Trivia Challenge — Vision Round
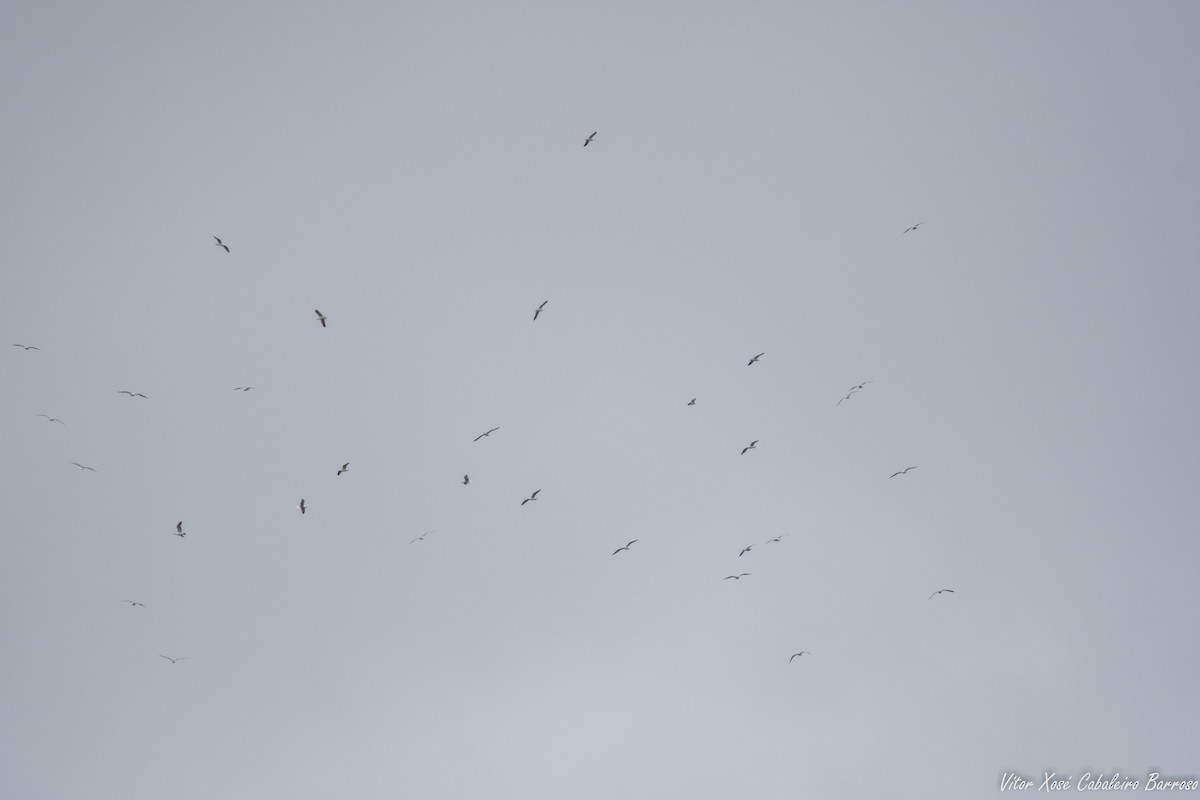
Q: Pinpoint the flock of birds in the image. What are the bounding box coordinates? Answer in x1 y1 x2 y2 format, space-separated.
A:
12 130 954 669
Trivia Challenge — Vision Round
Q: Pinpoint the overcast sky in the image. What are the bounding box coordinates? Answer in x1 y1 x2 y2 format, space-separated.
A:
2 2 1198 798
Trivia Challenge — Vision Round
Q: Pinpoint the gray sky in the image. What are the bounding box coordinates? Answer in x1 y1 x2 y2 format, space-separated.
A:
3 2 1198 797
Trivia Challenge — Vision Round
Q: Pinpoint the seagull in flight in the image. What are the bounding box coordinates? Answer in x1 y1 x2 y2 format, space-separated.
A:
11 343 40 350
121 600 145 607
521 489 541 506
69 462 97 471
738 545 754 557
118 391 148 398
232 386 255 392
687 398 697 406
611 539 638 555
583 131 597 147
929 588 955 599
159 655 188 664
38 414 65 425
213 236 230 252
474 427 500 442
409 530 435 544
836 390 860 406
723 573 751 580
298 499 306 514
315 309 327 328
902 221 926 234
533 300 548 321
741 440 758 455
337 462 350 476
789 652 812 662
463 474 470 485
747 353 764 366
764 535 787 544
889 466 919 478
174 521 187 538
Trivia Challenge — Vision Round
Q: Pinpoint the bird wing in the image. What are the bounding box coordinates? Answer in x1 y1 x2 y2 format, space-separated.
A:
531 490 540 499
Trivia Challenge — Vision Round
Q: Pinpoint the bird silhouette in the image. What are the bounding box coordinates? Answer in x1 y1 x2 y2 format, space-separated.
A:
902 221 925 234
463 475 470 485
69 462 97 472
687 398 697 406
741 440 758 455
409 530 435 544
121 600 145 607
929 588 955 599
764 535 786 544
889 466 919 478
315 309 327 328
521 489 541 506
583 131 597 146
117 391 148 398
789 652 812 662
159 655 187 664
298 499 306 514
337 462 350 476
738 545 754 557
232 386 255 392
533 300 548 321
474 427 500 442
37 414 65 425
748 353 764 366
611 539 638 555
723 573 751 580
213 236 230 252
11 344 40 350
175 521 186 538
836 390 860 406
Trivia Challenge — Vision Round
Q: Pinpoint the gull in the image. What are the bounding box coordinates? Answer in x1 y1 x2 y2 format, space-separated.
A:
836 390 860 406
174 521 186 538
315 309 327 328
409 530 435 544
118 391 148 398
687 398 696 406
929 588 955 599
463 475 470 485
741 440 758 455
848 380 873 392
764 535 786 544
611 539 638 555
38 414 65 425
789 652 812 662
521 489 541 506
583 131 597 147
747 353 764 366
232 386 255 392
121 600 145 607
723 573 751 580
213 236 230 252
738 545 754 557
69 462 97 471
337 462 350 476
298 499 306 514
159 655 188 664
889 466 918 478
902 221 925 234
12 344 40 350
533 300 548 321
474 427 500 442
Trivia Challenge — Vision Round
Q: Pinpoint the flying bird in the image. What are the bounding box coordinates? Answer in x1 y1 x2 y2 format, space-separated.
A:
174 521 186 538
337 462 350 476
583 131 597 146
159 655 188 664
765 535 787 544
738 545 754 557
298 499 306 514
11 344 40 350
611 539 638 555
741 440 758 455
69 462 96 471
474 427 500 442
533 300 548 321
315 309 327 328
521 489 541 506
836 390 860 406
848 380 873 391
121 600 145 607
213 236 230 252
789 652 812 662
929 588 955 599
463 475 470 485
409 530 435 544
747 353 764 366
889 466 919 478
232 386 255 392
723 573 751 580
117 391 148 398
37 414 65 425
902 221 926 234
687 398 697 406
